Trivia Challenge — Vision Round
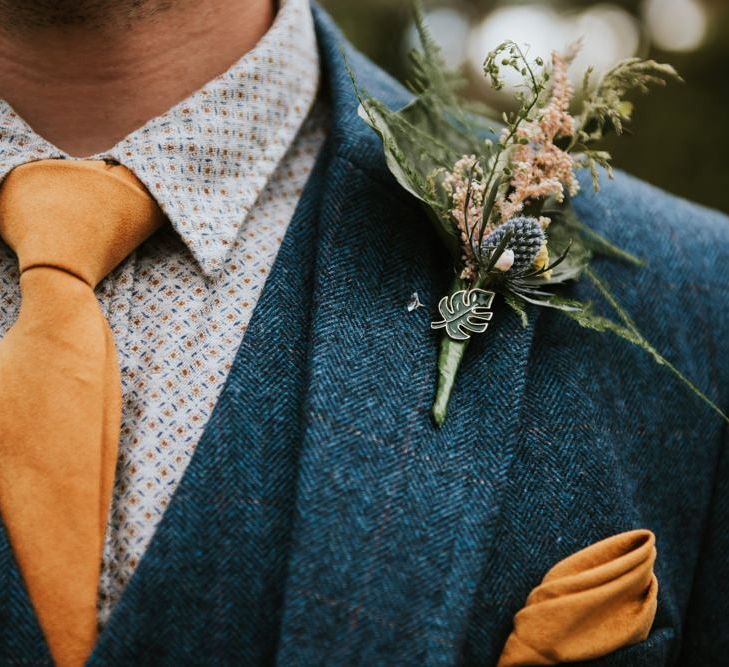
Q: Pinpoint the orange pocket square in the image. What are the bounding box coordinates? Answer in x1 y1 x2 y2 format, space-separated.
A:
497 529 658 666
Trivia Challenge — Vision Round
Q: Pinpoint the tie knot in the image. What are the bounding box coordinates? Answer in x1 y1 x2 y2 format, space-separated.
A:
0 159 165 287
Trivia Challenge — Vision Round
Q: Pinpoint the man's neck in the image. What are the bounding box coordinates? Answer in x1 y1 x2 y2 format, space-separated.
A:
0 0 275 156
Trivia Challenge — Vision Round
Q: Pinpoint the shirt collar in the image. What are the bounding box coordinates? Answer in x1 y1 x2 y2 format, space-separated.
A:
0 0 320 277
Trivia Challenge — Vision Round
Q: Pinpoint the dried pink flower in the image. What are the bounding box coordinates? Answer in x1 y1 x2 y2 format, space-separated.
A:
499 47 581 221
443 155 486 281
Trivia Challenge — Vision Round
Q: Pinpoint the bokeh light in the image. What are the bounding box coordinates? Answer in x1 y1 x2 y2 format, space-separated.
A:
642 0 708 52
404 6 471 69
571 5 641 75
467 5 568 89
466 3 641 93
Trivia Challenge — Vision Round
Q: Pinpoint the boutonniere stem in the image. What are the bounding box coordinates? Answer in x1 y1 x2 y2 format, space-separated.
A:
431 279 471 426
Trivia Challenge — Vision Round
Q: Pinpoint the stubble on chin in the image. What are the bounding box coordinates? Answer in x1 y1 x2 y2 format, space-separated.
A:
0 0 177 30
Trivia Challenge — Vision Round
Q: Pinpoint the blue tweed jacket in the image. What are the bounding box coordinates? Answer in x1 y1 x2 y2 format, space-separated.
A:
1 6 728 666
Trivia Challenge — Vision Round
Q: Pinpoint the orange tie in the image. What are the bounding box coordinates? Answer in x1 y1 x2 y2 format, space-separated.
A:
0 160 164 667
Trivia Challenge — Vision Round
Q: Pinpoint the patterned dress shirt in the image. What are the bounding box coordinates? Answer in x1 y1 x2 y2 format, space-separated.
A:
0 0 325 624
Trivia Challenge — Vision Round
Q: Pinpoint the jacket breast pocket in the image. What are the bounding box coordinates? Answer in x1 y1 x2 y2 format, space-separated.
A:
570 627 676 666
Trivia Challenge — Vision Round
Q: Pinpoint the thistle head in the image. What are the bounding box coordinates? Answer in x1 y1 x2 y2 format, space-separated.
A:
480 216 546 275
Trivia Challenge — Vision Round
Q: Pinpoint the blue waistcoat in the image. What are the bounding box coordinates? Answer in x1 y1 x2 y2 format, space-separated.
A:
1 5 728 666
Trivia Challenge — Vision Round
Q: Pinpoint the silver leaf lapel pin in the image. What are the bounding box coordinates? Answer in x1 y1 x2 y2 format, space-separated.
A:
431 288 495 341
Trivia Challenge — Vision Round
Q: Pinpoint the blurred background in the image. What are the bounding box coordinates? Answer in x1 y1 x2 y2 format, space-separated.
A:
320 0 729 214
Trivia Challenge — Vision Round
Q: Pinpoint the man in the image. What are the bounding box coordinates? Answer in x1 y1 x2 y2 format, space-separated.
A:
0 0 726 665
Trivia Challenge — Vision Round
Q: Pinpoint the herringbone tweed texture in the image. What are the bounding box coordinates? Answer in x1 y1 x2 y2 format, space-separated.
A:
1 4 728 666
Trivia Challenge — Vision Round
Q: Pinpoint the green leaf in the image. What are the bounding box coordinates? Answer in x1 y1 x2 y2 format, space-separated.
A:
503 292 529 328
508 289 584 311
577 58 682 141
356 102 433 203
346 5 501 268
566 269 729 424
545 203 644 267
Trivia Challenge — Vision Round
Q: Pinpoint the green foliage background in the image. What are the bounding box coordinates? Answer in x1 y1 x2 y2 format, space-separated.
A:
320 0 729 215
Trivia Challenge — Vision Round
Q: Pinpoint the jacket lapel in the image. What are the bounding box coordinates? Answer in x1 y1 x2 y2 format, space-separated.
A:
85 138 330 663
0 519 52 664
275 9 542 665
457 210 705 665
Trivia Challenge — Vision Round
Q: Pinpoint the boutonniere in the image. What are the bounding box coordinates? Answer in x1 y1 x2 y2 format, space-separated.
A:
351 4 727 427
